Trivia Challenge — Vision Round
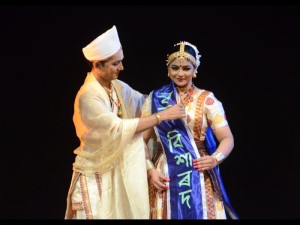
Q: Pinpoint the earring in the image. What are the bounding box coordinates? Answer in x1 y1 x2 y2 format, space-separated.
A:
193 73 197 78
167 73 170 77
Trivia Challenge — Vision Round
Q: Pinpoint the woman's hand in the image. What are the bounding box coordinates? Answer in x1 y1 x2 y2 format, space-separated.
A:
193 155 218 171
148 168 170 198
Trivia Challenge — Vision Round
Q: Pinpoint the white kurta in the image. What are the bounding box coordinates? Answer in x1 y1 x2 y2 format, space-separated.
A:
65 72 149 219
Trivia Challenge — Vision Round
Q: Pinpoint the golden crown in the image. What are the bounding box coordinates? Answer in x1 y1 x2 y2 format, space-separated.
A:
166 42 197 67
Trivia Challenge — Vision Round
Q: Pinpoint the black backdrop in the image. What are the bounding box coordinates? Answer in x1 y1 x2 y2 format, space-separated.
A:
1 5 300 219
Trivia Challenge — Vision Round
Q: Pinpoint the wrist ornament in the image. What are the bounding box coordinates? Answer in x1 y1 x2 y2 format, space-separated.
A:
154 113 161 125
212 151 226 165
146 159 155 172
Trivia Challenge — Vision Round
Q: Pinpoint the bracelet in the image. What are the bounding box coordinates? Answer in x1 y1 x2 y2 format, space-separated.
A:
154 113 161 125
212 151 226 165
146 159 155 172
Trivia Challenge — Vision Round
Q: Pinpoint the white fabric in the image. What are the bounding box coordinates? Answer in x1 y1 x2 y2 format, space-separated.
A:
82 25 122 61
65 72 149 219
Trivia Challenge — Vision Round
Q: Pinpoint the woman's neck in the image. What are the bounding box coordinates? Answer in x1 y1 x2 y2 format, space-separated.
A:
176 82 194 94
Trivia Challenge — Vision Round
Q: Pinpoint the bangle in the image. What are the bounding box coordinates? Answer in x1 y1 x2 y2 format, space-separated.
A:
212 151 226 165
146 159 155 172
154 113 161 125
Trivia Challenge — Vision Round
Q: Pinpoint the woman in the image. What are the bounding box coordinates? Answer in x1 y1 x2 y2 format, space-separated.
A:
142 41 238 219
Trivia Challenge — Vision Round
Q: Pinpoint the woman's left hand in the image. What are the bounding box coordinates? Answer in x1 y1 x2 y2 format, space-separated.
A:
193 156 218 171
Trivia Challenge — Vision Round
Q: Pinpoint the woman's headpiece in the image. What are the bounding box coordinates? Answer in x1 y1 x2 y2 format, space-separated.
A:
166 41 201 73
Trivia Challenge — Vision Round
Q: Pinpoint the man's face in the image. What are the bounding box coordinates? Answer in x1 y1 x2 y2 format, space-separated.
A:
98 48 124 81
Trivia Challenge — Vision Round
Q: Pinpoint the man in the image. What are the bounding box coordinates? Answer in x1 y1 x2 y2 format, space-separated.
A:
65 25 186 219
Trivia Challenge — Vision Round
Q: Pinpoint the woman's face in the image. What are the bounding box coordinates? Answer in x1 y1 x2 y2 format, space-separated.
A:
168 58 195 88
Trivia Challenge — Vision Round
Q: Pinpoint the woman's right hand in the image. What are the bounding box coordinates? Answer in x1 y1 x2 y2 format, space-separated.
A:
148 168 170 198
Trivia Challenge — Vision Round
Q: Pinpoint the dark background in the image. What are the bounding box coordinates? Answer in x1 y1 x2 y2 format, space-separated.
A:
1 5 299 219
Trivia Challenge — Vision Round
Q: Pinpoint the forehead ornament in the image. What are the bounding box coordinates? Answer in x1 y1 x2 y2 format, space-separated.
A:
166 42 196 67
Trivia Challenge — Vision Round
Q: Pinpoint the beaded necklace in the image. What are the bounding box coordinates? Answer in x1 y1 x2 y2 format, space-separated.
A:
177 83 195 107
176 83 195 124
106 84 123 118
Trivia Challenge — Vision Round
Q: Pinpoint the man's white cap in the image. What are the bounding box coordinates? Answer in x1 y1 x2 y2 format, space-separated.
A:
82 25 122 61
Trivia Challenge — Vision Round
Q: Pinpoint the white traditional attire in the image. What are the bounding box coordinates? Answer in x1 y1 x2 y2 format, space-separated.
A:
65 25 149 219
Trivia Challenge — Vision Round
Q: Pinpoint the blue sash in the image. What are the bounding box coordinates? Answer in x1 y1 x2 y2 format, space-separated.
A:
205 127 239 219
152 81 204 219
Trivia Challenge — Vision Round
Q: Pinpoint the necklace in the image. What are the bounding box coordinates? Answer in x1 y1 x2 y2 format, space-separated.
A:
105 84 123 118
176 83 195 107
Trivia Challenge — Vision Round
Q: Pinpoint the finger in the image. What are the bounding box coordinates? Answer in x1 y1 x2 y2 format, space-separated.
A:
153 182 163 190
194 161 207 171
197 164 206 171
193 160 200 169
159 175 170 182
192 158 199 163
153 180 168 190
158 181 169 190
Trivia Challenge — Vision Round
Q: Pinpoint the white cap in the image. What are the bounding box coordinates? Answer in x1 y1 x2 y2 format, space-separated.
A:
82 25 122 61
